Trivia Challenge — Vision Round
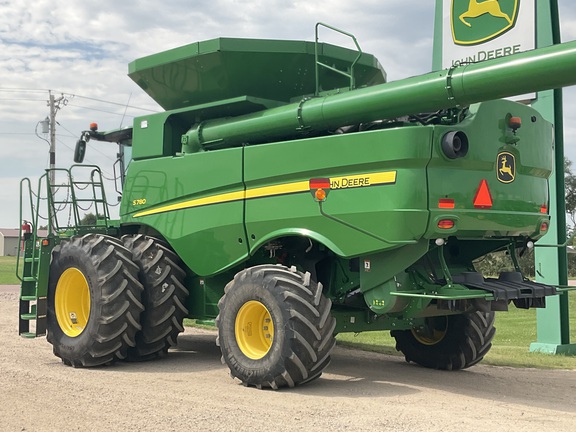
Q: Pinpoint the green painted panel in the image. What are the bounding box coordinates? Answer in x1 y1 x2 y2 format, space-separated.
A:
426 100 552 239
120 148 248 276
128 38 385 110
243 127 433 257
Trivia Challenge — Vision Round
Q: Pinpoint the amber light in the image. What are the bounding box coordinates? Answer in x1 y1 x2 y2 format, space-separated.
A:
438 219 455 229
438 198 455 209
540 221 549 232
315 188 327 201
89 122 98 131
309 178 331 202
508 116 522 129
42 239 49 246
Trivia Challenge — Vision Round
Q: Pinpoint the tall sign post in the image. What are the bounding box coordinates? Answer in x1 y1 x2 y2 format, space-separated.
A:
433 0 575 355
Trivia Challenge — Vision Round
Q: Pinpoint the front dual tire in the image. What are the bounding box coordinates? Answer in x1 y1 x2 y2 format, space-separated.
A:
47 233 189 367
47 234 144 367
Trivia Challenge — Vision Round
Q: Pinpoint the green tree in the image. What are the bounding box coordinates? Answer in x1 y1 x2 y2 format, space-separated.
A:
565 157 576 239
80 213 97 225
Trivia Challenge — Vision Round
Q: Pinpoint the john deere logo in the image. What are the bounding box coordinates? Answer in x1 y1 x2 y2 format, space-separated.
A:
452 0 519 46
497 151 515 183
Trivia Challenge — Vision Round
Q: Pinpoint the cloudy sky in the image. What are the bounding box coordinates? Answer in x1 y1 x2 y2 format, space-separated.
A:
1 0 576 229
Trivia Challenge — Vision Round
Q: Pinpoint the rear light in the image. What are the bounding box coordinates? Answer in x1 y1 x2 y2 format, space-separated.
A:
438 219 455 229
540 204 548 214
540 221 549 232
438 198 455 209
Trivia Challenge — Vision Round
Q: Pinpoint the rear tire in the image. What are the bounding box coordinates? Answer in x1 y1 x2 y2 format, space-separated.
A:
122 234 189 361
391 311 496 370
216 265 336 389
47 234 144 367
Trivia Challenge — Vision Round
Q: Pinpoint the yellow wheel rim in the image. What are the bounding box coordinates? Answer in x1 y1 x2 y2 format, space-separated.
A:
55 268 91 337
411 317 448 346
235 300 274 359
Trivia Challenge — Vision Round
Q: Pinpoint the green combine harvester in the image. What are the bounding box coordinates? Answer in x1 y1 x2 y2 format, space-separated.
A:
17 24 576 389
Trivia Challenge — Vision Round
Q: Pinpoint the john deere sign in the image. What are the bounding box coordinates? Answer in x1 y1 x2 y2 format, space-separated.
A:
452 0 518 45
441 0 534 70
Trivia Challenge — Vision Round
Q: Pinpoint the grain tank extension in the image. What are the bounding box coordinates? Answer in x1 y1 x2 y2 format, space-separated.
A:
18 26 576 389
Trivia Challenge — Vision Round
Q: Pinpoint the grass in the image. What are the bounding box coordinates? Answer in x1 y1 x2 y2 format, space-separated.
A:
336 291 576 370
0 256 21 285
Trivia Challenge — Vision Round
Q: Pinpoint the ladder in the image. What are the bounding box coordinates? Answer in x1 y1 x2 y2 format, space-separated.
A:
17 234 53 338
17 165 111 338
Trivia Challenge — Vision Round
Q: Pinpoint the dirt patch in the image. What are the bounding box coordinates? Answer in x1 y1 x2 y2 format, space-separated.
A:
1 287 575 431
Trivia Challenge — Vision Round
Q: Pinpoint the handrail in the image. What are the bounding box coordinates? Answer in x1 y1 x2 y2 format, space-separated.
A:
16 178 34 282
314 22 363 96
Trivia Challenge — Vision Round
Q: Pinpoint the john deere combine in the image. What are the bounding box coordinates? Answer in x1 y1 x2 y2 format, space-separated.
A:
18 24 576 388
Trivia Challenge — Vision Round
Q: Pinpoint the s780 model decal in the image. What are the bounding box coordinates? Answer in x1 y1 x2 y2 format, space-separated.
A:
133 170 397 218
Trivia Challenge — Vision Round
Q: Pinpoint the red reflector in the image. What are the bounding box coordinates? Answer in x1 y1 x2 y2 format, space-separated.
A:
438 219 455 229
540 221 549 232
438 198 455 209
473 179 493 209
309 178 331 190
540 205 548 214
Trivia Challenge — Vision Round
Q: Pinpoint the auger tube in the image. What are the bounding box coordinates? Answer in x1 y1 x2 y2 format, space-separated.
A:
182 40 576 150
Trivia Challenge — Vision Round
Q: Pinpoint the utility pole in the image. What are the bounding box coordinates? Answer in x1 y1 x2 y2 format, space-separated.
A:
47 90 66 230
48 91 66 188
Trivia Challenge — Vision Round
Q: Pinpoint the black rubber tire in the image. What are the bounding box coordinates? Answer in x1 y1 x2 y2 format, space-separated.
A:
391 311 496 370
122 234 189 361
216 264 336 389
47 234 144 367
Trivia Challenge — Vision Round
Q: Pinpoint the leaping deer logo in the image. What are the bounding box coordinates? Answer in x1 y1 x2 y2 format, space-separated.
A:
460 0 513 28
497 152 515 183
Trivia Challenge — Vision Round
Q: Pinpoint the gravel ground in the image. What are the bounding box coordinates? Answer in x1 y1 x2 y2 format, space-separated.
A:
1 286 575 432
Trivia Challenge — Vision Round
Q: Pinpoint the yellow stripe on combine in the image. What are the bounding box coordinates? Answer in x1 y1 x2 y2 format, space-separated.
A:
245 180 310 199
133 190 245 218
133 170 396 218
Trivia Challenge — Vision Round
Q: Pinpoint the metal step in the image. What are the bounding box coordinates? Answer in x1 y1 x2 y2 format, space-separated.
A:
18 237 49 338
452 271 556 309
20 332 37 339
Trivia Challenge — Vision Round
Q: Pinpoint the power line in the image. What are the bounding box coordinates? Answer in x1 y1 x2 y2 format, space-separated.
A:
0 98 47 102
71 93 159 113
55 123 117 163
0 87 159 114
0 88 49 94
66 102 137 117
55 137 116 176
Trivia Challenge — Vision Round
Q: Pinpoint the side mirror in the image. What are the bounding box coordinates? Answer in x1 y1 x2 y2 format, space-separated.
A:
74 139 87 163
74 132 90 163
